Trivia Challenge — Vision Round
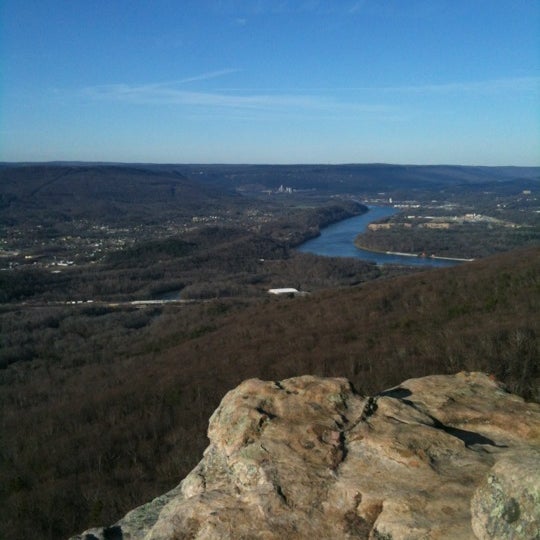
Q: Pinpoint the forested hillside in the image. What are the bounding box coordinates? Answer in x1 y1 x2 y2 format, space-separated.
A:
1 246 538 540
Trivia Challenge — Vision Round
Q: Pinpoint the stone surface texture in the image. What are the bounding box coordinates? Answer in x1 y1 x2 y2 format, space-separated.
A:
72 372 540 540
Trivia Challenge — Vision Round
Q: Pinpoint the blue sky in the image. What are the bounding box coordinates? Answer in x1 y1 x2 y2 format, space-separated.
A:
1 0 539 165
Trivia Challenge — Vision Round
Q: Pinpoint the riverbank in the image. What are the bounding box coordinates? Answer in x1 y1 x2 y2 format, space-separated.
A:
287 202 369 248
353 240 475 263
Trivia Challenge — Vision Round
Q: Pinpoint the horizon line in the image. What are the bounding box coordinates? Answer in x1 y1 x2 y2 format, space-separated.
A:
1 160 539 168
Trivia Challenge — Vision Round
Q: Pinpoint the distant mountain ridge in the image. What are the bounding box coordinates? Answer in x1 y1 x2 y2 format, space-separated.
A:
0 164 240 225
143 163 540 192
2 162 539 187
2 163 538 225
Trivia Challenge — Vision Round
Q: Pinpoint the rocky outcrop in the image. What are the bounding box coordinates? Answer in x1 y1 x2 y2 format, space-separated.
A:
73 372 540 540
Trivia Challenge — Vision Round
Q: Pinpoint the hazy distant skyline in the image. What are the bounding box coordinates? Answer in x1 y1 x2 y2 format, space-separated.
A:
1 0 539 165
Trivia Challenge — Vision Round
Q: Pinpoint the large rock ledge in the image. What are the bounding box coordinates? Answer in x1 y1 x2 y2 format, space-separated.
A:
72 372 540 540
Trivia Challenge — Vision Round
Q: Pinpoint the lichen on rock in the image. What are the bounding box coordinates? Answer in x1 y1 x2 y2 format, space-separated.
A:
471 450 540 539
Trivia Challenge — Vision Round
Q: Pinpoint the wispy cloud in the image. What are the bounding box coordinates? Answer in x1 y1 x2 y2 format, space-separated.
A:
85 83 317 109
175 68 242 85
205 0 374 16
348 1 367 14
213 77 540 96
379 76 540 95
82 79 393 116
82 75 536 118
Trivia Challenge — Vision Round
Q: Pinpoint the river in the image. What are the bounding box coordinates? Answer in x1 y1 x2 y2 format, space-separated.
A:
297 206 461 267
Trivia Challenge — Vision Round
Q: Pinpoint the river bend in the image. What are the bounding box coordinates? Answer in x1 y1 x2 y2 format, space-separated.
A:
297 206 460 268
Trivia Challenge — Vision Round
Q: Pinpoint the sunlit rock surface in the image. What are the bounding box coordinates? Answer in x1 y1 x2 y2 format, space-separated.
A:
72 372 540 540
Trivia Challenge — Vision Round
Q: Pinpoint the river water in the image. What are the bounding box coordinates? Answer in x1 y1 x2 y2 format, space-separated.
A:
297 206 460 267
